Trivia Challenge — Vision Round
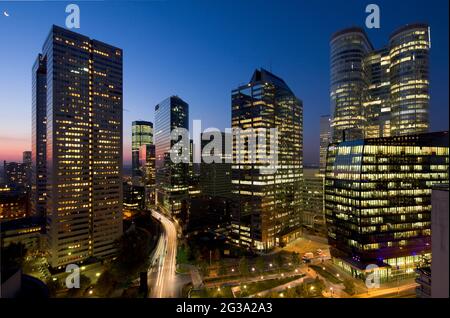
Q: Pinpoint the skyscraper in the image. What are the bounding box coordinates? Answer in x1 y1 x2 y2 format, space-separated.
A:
330 24 430 142
37 25 123 268
154 96 189 218
364 47 391 138
231 69 303 250
330 28 372 143
319 115 331 173
324 131 449 282
200 132 232 198
31 53 47 217
139 143 156 206
23 151 32 166
302 167 326 236
389 24 430 136
3 161 29 189
132 121 153 178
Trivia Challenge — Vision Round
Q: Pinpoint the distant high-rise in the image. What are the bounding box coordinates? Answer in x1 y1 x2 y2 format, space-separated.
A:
324 131 449 282
23 151 32 165
319 115 331 173
330 24 430 142
4 161 29 189
231 69 303 250
132 121 153 178
139 143 156 206
302 168 325 236
200 132 232 198
31 54 47 218
37 25 123 268
154 96 189 218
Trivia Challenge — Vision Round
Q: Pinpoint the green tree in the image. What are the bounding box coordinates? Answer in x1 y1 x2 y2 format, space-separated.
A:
291 252 300 266
314 276 326 295
255 257 265 273
116 227 151 269
218 259 227 276
239 257 249 277
343 279 356 295
275 253 284 269
296 283 309 297
198 261 209 276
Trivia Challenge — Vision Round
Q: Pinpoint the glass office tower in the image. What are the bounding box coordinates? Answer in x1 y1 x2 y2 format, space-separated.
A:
319 115 331 174
132 121 153 178
324 131 449 282
231 69 303 250
39 25 123 268
330 28 373 143
389 24 430 136
364 47 391 138
139 143 156 206
154 96 189 218
330 24 430 142
31 54 47 217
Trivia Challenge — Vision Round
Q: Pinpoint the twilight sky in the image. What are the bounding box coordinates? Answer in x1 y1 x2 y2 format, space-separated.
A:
0 0 448 165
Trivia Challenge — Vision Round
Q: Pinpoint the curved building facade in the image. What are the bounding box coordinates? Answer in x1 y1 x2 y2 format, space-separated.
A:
330 28 373 143
389 24 430 136
330 24 431 141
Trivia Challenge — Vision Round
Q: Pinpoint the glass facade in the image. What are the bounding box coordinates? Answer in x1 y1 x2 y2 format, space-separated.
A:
40 26 123 268
132 120 153 178
390 25 430 136
330 24 431 142
154 96 189 218
231 69 303 251
364 47 391 138
319 115 331 174
200 132 232 198
324 131 449 282
139 143 156 206
330 28 372 143
302 168 326 236
31 54 47 217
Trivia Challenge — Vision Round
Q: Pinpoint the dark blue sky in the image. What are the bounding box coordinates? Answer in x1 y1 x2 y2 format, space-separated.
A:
0 0 448 164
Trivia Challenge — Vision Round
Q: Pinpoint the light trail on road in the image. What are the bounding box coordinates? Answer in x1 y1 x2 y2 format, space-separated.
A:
149 209 178 298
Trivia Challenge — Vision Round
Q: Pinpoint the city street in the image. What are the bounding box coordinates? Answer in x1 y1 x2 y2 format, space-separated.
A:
148 209 179 298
